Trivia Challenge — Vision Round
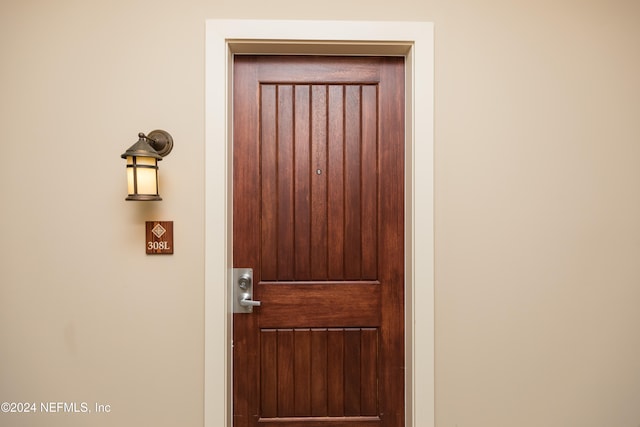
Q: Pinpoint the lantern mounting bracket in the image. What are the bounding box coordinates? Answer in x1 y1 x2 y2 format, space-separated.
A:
145 130 173 158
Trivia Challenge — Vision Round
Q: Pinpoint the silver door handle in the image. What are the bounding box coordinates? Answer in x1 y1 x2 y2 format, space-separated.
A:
239 292 261 307
233 268 260 313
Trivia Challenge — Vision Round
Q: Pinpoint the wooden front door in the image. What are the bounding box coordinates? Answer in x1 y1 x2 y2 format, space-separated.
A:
233 55 404 427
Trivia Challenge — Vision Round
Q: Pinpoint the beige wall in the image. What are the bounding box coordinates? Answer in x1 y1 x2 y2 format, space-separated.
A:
1 1 639 427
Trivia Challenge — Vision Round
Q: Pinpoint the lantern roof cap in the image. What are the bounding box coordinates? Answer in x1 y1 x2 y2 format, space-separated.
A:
121 133 163 160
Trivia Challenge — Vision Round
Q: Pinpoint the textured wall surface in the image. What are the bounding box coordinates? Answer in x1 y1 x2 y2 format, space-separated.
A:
1 1 639 426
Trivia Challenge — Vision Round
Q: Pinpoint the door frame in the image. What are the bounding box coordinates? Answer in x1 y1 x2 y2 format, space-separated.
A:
204 19 434 427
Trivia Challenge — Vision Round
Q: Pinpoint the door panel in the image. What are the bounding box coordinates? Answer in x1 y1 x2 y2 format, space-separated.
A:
260 327 378 418
260 82 378 281
233 56 404 427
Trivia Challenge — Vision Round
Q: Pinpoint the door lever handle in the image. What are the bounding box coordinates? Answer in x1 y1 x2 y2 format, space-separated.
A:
239 292 261 307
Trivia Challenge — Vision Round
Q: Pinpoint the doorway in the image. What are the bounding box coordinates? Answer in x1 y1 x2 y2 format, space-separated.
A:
204 20 434 427
233 55 405 426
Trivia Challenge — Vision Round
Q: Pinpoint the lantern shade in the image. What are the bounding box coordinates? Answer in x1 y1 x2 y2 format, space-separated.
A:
125 156 161 200
121 133 165 201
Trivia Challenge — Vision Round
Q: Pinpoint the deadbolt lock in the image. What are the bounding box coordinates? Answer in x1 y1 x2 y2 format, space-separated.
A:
238 273 251 290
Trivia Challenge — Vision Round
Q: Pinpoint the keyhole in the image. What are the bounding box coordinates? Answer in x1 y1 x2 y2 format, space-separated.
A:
238 274 251 290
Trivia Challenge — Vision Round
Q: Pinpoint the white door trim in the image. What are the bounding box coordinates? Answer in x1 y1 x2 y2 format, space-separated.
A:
204 19 434 427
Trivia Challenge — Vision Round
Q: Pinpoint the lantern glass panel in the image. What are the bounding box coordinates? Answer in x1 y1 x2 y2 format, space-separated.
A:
126 156 159 196
136 157 158 195
126 156 135 195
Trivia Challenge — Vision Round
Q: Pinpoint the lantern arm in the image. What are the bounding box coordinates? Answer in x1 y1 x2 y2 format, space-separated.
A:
145 130 173 158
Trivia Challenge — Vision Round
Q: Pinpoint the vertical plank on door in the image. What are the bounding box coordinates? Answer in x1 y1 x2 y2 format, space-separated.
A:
310 85 328 279
260 329 278 418
344 85 362 279
360 328 379 415
310 328 328 416
361 85 378 279
344 328 362 415
294 85 311 280
277 85 295 280
260 85 278 280
327 85 345 280
327 328 345 416
294 329 312 415
277 329 295 416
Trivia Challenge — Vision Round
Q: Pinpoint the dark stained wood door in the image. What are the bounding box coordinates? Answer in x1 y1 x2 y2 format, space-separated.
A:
233 55 404 427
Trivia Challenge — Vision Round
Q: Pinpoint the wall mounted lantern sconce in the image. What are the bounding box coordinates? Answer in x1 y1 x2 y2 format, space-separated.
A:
121 130 173 201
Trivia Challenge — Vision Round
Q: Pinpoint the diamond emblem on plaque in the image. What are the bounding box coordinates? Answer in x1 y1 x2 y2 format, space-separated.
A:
152 223 167 238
